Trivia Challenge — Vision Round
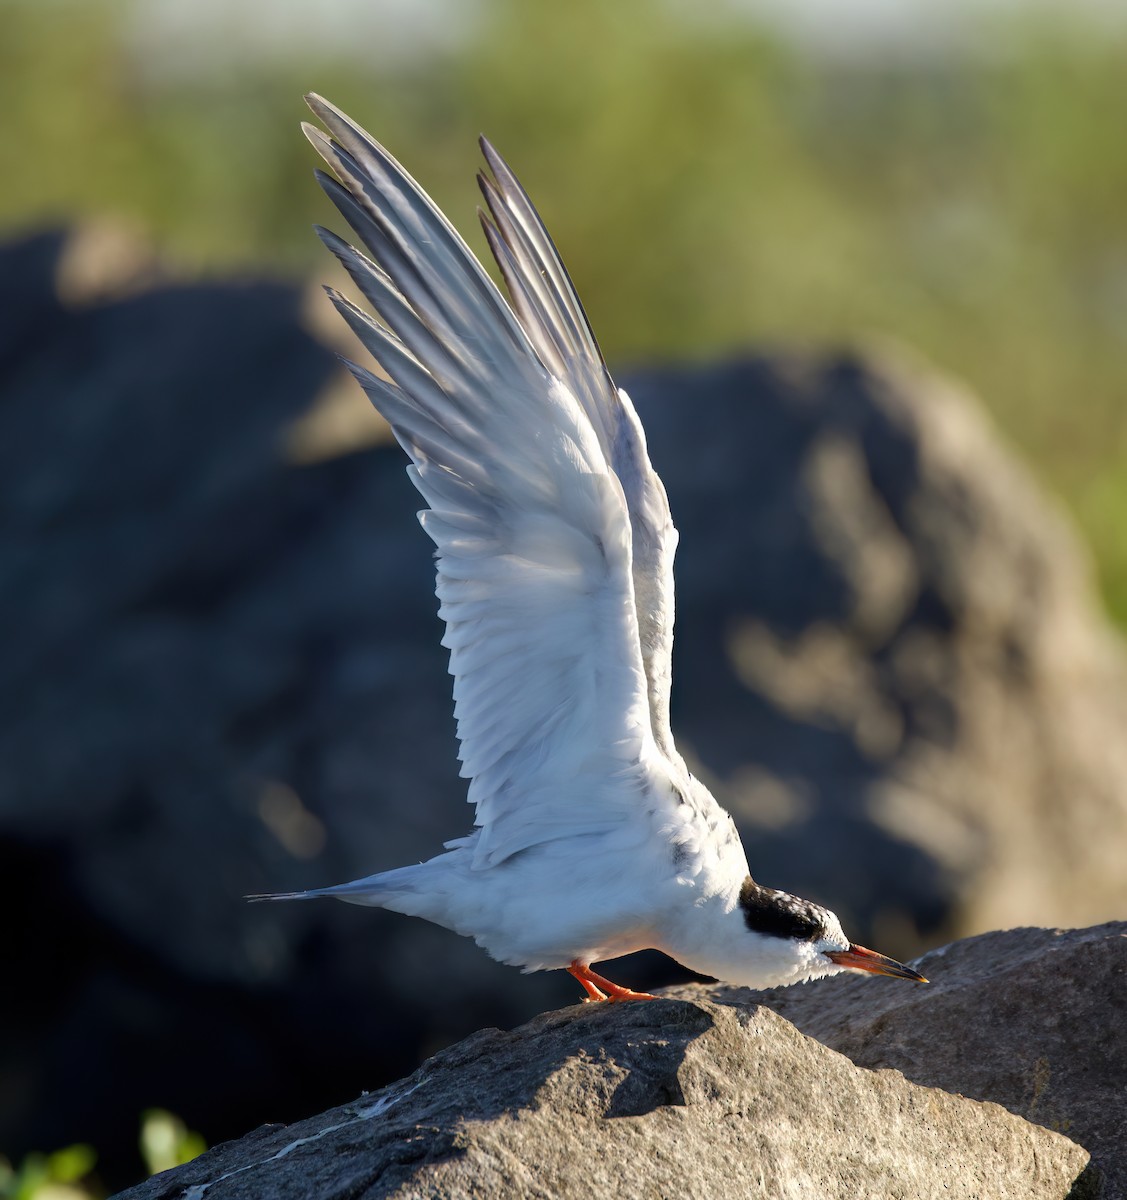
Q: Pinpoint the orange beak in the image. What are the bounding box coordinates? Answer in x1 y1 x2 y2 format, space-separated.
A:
825 943 928 983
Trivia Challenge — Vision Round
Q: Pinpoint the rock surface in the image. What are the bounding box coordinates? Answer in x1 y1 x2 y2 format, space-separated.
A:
113 995 1091 1200
4 228 1127 1185
689 921 1127 1199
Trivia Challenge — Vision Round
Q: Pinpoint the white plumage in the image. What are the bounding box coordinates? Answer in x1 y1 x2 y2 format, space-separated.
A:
250 95 926 1001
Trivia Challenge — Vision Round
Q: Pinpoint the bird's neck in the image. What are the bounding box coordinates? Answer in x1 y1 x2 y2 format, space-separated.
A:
656 877 835 990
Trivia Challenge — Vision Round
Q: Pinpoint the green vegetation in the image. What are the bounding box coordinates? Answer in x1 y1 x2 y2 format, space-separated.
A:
0 1143 97 1200
2 0 1125 621
138 1110 206 1177
0 1110 204 1200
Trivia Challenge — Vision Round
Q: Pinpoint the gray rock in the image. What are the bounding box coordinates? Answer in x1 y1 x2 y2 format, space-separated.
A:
112 996 1090 1200
682 921 1126 1199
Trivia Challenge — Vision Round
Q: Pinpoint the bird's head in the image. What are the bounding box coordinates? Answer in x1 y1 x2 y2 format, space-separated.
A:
732 877 927 988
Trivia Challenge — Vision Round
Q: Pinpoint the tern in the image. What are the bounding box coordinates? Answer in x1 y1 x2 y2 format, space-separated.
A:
250 95 927 1002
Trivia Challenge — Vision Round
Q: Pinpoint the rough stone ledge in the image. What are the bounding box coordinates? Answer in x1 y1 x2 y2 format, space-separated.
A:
113 927 1106 1199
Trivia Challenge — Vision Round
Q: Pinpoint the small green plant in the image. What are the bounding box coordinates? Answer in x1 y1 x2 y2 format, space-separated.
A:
0 1110 205 1199
0 1143 97 1200
138 1110 206 1177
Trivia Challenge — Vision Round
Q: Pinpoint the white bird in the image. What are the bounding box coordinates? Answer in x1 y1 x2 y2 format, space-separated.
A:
250 94 926 1003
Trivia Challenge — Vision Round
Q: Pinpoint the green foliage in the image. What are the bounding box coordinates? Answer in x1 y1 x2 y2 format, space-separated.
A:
138 1110 206 1178
0 1109 205 1199
2 0 1125 621
0 1144 97 1200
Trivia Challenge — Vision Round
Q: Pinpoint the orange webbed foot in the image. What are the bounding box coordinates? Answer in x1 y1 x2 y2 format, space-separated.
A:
568 960 656 1003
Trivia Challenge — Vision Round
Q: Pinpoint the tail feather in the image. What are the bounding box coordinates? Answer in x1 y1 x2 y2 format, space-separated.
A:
245 863 436 910
246 889 314 902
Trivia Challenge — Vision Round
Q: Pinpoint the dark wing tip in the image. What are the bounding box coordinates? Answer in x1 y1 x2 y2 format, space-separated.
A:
312 223 347 254
302 121 334 157
304 93 336 122
476 169 504 215
477 136 510 184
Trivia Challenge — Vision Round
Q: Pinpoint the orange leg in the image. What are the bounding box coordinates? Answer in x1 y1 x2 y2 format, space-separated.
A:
567 964 609 1002
568 960 656 1003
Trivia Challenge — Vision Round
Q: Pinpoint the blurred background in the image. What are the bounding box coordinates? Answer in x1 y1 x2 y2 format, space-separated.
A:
2 0 1126 1194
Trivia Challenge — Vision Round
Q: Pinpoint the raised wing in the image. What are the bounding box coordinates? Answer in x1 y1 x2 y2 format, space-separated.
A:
303 95 669 868
476 140 681 763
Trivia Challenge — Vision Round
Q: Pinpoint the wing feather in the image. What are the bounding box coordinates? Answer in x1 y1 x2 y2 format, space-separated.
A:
477 139 681 760
306 96 664 868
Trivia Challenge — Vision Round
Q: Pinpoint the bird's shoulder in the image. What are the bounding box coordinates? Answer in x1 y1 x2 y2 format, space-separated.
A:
646 762 750 889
